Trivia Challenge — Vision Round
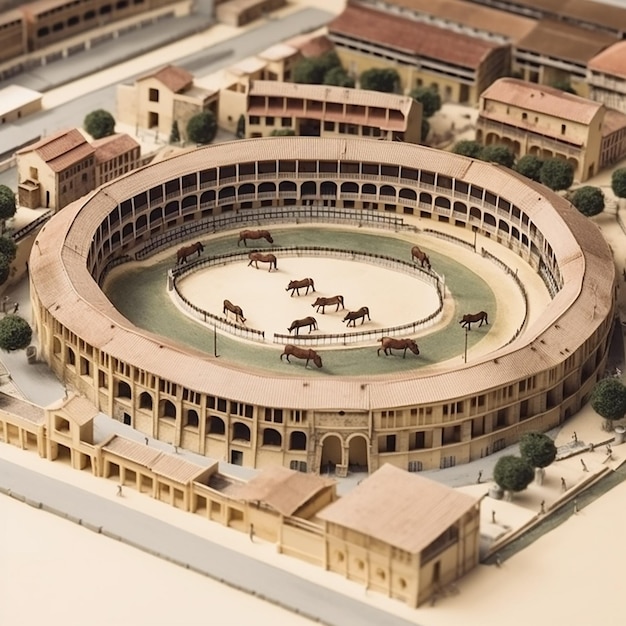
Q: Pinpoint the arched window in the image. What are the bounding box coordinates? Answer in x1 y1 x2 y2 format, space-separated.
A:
117 381 131 399
289 431 307 451
233 422 250 442
139 392 153 410
262 428 282 447
208 415 225 435
186 409 199 428
160 399 176 419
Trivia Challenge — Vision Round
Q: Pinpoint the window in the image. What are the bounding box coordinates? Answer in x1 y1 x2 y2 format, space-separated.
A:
281 117 292 127
249 115 260 124
561 124 566 135
522 112 527 121
265 116 275 125
148 88 159 102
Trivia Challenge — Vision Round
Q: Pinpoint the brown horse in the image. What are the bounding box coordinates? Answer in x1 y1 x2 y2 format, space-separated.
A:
223 299 246 324
343 306 370 327
411 245 431 270
288 316 318 335
238 229 274 247
176 241 204 265
459 311 489 330
286 278 315 296
377 337 420 358
247 252 277 271
312 295 344 313
280 344 323 368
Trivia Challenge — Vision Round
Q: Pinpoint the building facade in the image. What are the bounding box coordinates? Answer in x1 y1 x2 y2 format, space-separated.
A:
28 137 616 478
116 65 219 142
92 133 141 187
588 41 626 115
476 78 612 182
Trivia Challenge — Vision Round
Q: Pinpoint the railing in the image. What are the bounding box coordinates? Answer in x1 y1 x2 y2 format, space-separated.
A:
135 206 415 261
423 228 476 252
97 254 133 287
171 247 445 346
11 210 52 242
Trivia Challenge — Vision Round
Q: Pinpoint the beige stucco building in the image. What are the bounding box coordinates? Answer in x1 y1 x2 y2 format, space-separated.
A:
588 42 626 115
476 78 607 182
116 65 219 142
0 84 42 126
28 136 615 479
16 128 95 212
238 80 422 143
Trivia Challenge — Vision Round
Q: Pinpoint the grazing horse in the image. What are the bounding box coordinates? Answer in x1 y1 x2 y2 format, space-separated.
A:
287 316 318 335
343 306 370 327
176 242 204 265
280 344 323 368
411 245 431 270
459 311 489 330
286 278 315 296
312 295 344 313
378 337 420 358
247 252 277 272
223 299 246 324
238 229 274 247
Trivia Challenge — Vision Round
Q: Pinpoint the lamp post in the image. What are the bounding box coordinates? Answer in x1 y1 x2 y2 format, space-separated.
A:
463 326 469 363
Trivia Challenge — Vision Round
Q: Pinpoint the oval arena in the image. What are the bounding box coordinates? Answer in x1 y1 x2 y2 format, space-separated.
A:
29 137 616 476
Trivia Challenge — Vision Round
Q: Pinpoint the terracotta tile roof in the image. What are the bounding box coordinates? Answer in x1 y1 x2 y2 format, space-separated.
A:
365 0 537 42
480 78 602 125
588 41 626 79
515 19 617 65
328 4 502 70
0 8 22 24
232 466 335 517
285 33 335 58
602 109 626 136
92 133 139 164
138 65 193 93
318 464 478 554
47 394 98 425
16 128 95 173
151 454 209 483
103 436 163 466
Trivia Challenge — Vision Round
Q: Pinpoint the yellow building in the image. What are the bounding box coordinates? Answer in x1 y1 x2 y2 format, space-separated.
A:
319 464 480 607
116 65 218 142
327 3 510 104
16 128 95 212
245 80 422 143
0 84 42 126
476 78 606 182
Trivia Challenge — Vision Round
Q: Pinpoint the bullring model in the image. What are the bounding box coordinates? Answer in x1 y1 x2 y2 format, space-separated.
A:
29 137 616 476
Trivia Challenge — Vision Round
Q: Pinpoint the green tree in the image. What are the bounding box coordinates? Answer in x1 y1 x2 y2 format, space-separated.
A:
539 158 574 191
519 432 557 469
186 111 217 145
452 140 482 158
0 236 17 262
323 66 355 88
478 145 516 168
236 114 246 139
83 109 115 139
293 51 341 85
570 186 605 217
0 185 17 225
270 128 296 136
514 155 544 182
550 79 577 94
409 87 442 118
359 68 399 93
0 314 32 351
493 455 535 494
611 168 626 200
169 120 180 144
590 378 626 428
0 254 10 285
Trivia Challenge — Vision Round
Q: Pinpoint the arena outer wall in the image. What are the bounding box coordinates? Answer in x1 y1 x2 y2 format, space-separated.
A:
29 137 616 476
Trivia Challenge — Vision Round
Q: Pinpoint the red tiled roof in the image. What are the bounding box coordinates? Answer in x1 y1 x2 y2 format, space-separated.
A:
138 65 193 93
16 128 95 173
92 133 139 163
588 41 626 79
328 4 502 70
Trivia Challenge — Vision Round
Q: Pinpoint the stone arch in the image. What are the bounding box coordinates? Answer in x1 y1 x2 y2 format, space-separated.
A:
453 201 467 215
301 181 317 197
122 223 134 239
164 201 179 219
498 220 509 234
259 182 276 194
279 181 297 193
362 183 377 196
347 434 368 472
135 214 147 231
208 415 225 435
117 380 131 399
380 185 396 198
419 192 432 205
149 207 162 226
320 181 337 197
340 182 358 194
470 206 481 220
399 188 416 201
186 409 199 428
218 186 236 200
434 196 450 210
200 189 215 205
139 391 153 410
484 212 496 228
181 195 197 212
320 433 343 473
159 399 176 419
239 183 255 198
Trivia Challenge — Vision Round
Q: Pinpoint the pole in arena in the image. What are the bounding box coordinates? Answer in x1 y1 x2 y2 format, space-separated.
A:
213 324 219 358
463 326 469 363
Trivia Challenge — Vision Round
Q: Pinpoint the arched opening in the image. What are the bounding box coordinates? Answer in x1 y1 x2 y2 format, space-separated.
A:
66 347 76 367
320 434 342 473
262 428 282 447
498 220 509 234
258 182 276 194
53 337 62 355
380 185 396 198
320 181 337 196
301 181 316 197
200 190 215 205
362 183 376 196
469 206 481 220
453 201 467 215
279 181 297 192
419 192 432 205
232 422 251 442
289 431 307 451
122 223 134 239
218 186 236 200
340 182 358 194
139 392 153 410
186 409 199 428
484 213 496 228
117 380 131 399
208 415 225 435
434 196 450 210
399 188 416 201
181 195 197 213
348 435 368 472
160 399 176 420
164 201 179 219
149 207 162 226
135 214 147 231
